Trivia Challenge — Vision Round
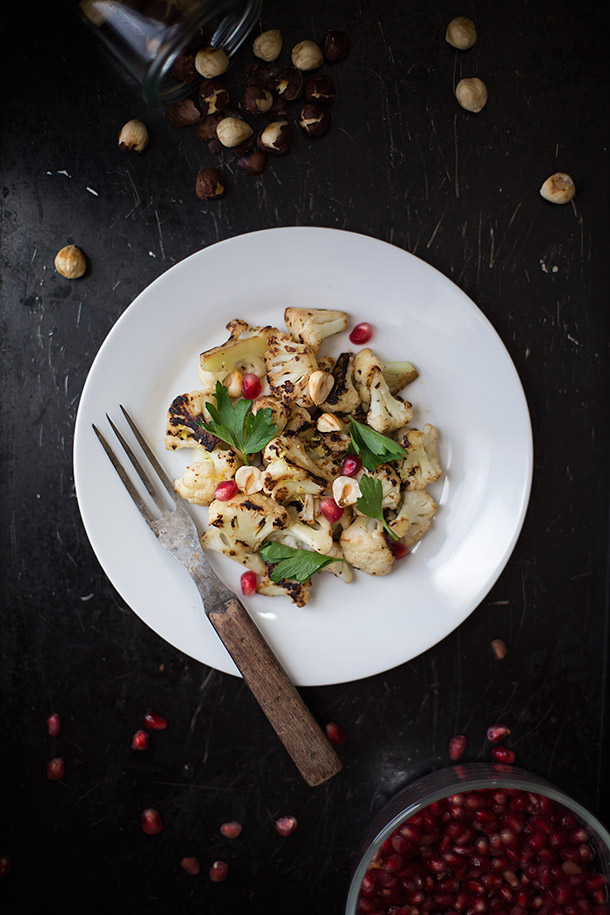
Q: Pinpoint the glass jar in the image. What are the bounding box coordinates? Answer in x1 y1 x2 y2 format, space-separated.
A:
75 0 263 106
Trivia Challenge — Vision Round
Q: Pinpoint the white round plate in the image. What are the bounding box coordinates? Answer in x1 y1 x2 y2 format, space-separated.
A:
73 227 532 686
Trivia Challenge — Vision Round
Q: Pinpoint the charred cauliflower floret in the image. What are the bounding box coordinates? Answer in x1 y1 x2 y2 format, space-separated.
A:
199 320 274 391
388 489 438 544
166 391 218 451
250 396 290 435
202 492 290 562
380 360 419 394
264 330 318 406
262 459 326 502
352 347 380 409
360 464 402 510
397 423 441 490
319 352 360 414
257 573 312 607
283 307 348 353
340 516 395 576
263 435 331 483
367 367 413 433
174 448 242 505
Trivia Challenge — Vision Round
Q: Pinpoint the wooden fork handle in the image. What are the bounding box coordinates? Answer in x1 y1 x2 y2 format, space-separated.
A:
206 597 342 787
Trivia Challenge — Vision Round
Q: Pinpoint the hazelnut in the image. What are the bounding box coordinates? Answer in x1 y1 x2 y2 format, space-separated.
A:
241 83 273 116
252 29 282 62
268 67 303 101
332 475 361 508
299 103 331 137
226 369 243 397
539 172 576 204
216 116 253 148
316 413 343 433
445 17 477 50
118 119 149 153
304 75 336 107
236 148 267 176
320 30 351 63
166 98 201 127
257 120 293 155
266 97 288 120
235 465 264 495
291 39 323 72
198 79 230 116
54 245 87 279
195 46 229 79
308 370 335 405
195 167 225 200
455 77 487 113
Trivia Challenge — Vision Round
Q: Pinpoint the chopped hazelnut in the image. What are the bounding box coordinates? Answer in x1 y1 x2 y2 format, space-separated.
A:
320 30 351 63
235 465 264 495
268 67 303 101
455 77 487 113
317 413 343 433
332 475 362 508
198 79 230 116
195 167 225 200
257 120 293 155
166 98 201 127
226 369 243 397
241 83 273 116
216 116 253 148
118 119 149 153
195 46 229 79
299 103 331 137
252 29 282 62
308 370 335 405
291 40 323 72
304 75 336 107
54 245 87 279
539 172 576 204
445 17 477 50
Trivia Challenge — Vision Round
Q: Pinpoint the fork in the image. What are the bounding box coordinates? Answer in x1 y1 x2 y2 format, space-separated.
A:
92 406 342 787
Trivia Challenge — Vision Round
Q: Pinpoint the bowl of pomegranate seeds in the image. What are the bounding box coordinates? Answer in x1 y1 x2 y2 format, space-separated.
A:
345 763 610 915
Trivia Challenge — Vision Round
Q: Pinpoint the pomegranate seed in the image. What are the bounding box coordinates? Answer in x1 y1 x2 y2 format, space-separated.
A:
46 757 65 780
390 540 409 559
319 497 344 523
349 322 373 345
487 724 511 744
143 711 167 730
141 808 162 835
275 816 298 836
586 875 609 892
241 373 261 399
47 713 61 737
209 860 228 882
180 856 200 875
220 821 243 839
131 729 149 750
240 570 257 596
214 480 238 501
325 721 347 744
449 735 467 761
491 746 515 764
0 855 11 878
341 454 363 477
491 639 508 659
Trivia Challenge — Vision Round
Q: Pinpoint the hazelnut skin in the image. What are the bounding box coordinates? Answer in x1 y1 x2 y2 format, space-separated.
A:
241 83 273 116
291 39 323 71
195 46 229 79
266 97 288 120
195 167 225 200
171 50 198 83
268 66 303 101
166 98 201 127
539 172 576 204
54 245 87 279
445 17 477 50
198 79 230 115
320 30 351 62
118 119 149 153
455 77 487 112
303 74 336 107
257 120 293 155
252 29 282 62
299 103 331 137
193 114 221 142
216 116 253 148
236 148 268 176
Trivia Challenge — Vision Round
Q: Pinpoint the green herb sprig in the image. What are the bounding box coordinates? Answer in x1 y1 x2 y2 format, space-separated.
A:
356 474 399 540
198 381 278 464
260 542 341 583
348 418 408 472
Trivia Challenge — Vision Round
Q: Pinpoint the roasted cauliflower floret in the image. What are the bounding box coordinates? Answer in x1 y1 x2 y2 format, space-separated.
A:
250 396 290 435
380 360 418 394
340 516 395 576
319 541 353 583
263 435 330 483
352 347 380 409
319 352 360 414
283 307 348 353
284 405 314 436
360 464 402 510
388 489 438 544
397 423 441 490
262 459 326 502
367 367 413 433
203 492 290 557
199 320 274 390
174 448 242 506
264 330 318 406
256 573 312 607
165 391 218 451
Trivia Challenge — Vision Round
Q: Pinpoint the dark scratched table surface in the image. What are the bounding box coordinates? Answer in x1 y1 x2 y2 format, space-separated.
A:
1 0 609 912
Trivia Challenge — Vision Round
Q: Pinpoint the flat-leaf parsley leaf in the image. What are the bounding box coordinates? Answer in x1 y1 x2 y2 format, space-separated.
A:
198 381 278 464
356 474 399 540
348 418 408 471
260 542 341 583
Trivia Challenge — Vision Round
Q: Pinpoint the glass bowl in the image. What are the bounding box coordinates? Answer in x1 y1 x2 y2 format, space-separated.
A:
345 763 610 915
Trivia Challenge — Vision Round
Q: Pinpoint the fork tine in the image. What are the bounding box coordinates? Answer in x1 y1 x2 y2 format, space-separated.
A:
104 413 168 514
119 405 178 501
92 423 156 526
